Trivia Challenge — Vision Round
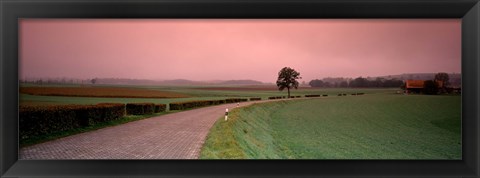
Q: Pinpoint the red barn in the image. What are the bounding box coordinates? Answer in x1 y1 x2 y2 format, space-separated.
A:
404 80 444 94
405 80 425 93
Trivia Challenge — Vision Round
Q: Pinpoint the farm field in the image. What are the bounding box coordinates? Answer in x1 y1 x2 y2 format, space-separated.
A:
21 84 461 159
20 84 399 106
159 86 396 98
200 93 461 159
20 86 189 98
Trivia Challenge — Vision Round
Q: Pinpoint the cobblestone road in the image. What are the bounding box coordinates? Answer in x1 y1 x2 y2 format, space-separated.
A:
19 100 272 159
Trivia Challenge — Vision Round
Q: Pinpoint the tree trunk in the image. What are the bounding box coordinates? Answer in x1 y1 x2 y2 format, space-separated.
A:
287 87 290 98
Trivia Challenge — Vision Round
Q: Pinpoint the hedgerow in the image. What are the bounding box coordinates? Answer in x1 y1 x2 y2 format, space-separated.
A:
225 98 248 103
155 104 167 113
126 103 155 115
19 103 125 140
170 100 226 110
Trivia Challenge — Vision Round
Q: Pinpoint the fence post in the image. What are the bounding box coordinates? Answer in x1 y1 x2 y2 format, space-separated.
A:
225 108 229 121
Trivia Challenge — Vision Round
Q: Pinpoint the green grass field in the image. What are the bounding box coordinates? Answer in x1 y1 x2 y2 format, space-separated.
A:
20 84 398 107
200 93 461 159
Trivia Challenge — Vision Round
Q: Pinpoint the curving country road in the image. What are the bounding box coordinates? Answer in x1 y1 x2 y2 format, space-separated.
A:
19 99 281 159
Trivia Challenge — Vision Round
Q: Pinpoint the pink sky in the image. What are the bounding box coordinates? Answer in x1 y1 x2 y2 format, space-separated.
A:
19 19 461 83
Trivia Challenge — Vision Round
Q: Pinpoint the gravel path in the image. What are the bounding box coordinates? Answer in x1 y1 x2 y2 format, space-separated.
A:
19 99 279 159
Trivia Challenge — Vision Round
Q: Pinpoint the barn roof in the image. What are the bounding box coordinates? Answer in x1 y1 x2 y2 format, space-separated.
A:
405 80 444 89
405 80 425 89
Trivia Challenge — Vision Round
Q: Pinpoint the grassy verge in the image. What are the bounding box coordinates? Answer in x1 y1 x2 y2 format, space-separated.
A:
200 94 461 159
200 101 294 159
199 111 247 159
20 111 177 148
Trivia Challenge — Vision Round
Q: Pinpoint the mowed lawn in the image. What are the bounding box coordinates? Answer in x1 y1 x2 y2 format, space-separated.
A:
200 93 461 159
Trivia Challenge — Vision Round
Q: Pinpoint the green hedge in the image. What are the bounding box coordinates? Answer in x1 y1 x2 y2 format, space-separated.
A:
154 104 167 113
92 103 126 123
268 96 283 100
225 98 248 103
357 93 365 95
170 100 225 110
250 97 262 101
305 95 321 97
19 103 125 140
126 103 155 115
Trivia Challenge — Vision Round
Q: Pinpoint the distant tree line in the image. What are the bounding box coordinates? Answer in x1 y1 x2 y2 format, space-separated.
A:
309 77 403 88
20 78 98 85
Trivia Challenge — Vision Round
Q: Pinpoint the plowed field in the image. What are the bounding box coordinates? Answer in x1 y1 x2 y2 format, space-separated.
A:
20 86 189 98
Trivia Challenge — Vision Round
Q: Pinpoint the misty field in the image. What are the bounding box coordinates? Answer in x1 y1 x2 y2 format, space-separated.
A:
200 93 461 159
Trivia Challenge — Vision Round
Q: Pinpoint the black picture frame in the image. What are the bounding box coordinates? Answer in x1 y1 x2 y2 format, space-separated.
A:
1 0 479 177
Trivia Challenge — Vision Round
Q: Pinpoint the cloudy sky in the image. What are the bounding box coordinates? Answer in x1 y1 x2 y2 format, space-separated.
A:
20 19 461 83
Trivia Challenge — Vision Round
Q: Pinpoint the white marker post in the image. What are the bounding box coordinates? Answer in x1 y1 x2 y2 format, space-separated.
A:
225 108 229 121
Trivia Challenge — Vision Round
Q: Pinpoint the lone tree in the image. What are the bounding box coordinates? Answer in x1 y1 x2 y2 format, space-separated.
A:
276 67 301 98
91 78 97 85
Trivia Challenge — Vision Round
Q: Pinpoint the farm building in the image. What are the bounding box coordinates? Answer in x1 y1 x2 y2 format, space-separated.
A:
405 80 425 93
404 80 444 94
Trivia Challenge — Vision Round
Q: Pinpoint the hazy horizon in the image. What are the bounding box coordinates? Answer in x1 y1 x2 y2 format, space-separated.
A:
20 71 462 83
20 19 461 83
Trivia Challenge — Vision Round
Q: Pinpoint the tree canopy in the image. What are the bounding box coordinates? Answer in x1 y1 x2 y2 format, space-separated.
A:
91 78 97 85
309 77 403 88
276 67 301 98
434 72 450 87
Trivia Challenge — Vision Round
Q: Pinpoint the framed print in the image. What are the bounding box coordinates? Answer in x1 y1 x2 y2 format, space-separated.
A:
1 0 479 177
